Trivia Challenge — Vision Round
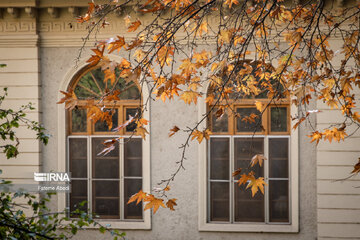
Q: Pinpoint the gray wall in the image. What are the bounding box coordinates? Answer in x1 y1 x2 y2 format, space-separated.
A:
40 47 317 240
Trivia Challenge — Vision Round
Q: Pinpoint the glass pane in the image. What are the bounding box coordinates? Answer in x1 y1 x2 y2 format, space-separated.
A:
69 138 87 178
210 138 229 180
125 108 139 132
94 198 120 218
234 183 265 222
269 180 289 222
269 138 289 178
71 108 87 132
271 107 288 132
234 138 264 179
210 182 229 222
124 138 142 177
119 80 141 100
124 179 143 219
93 180 120 218
70 180 87 216
94 109 118 132
92 138 119 179
236 108 262 132
93 180 119 197
74 68 104 99
211 108 228 133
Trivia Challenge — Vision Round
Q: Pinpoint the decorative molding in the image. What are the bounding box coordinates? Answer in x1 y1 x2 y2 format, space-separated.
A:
0 22 36 33
25 7 36 18
7 8 20 18
0 34 38 47
47 7 59 18
67 7 79 17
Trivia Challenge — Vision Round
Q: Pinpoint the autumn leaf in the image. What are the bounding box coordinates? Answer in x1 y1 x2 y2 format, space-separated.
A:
255 101 264 112
103 68 116 85
351 158 360 174
237 173 250 186
136 126 149 139
232 168 242 177
87 46 105 67
107 36 126 53
169 126 180 137
224 0 239 8
308 131 323 144
250 154 266 167
180 90 201 105
128 20 141 32
191 129 211 143
57 88 77 110
128 190 147 205
246 177 266 197
166 199 177 211
144 194 166 214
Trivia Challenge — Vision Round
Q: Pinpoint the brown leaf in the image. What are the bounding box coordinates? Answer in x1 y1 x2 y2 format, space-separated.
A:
128 20 141 32
166 198 177 211
169 126 180 137
250 154 266 167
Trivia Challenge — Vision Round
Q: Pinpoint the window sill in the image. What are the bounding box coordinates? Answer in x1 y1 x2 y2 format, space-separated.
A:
78 219 151 230
199 222 298 233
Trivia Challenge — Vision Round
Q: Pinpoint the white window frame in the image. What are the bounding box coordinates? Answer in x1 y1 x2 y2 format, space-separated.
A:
57 57 151 230
198 85 299 233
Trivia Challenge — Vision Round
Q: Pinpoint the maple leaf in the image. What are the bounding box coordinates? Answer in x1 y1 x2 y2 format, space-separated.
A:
255 101 264 112
193 21 208 37
246 177 266 197
87 105 103 124
87 46 105 67
107 36 125 53
57 88 78 110
308 131 323 144
127 20 141 32
128 190 147 205
136 126 149 140
250 154 266 167
180 90 201 105
166 199 177 211
169 126 180 137
191 129 211 143
237 173 250 186
103 68 116 85
144 194 166 214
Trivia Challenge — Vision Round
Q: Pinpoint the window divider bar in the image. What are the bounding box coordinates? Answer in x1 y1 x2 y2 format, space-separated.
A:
207 139 211 223
230 136 234 224
87 136 92 216
120 137 124 221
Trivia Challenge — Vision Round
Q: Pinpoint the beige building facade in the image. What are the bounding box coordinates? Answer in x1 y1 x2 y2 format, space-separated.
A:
0 0 359 239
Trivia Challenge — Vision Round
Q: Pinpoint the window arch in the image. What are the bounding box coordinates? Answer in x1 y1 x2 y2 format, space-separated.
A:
199 60 299 232
67 66 145 221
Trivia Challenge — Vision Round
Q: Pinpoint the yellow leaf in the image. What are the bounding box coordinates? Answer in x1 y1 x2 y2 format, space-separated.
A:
255 101 264 112
250 154 266 167
246 177 266 197
224 0 239 8
180 90 201 105
144 194 165 214
127 190 147 205
308 131 322 144
136 126 149 139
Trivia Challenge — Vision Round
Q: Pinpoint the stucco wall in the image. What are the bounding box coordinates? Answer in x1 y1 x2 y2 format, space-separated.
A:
40 47 317 240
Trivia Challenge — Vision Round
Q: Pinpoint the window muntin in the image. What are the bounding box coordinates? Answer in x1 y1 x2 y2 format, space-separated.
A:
67 67 143 220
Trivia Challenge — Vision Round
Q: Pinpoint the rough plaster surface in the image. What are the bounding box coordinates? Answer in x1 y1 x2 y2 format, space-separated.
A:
40 48 317 240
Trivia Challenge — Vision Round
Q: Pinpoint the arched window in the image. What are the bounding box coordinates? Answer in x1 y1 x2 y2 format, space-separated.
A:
67 67 143 220
201 61 298 232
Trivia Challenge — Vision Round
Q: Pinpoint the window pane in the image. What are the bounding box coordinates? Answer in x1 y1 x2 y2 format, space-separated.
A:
70 180 87 217
234 184 264 222
269 138 289 178
269 180 289 222
210 182 229 222
71 108 87 132
234 138 264 178
124 179 143 219
271 107 287 132
211 108 228 133
94 109 118 132
69 138 87 178
210 138 229 180
236 108 262 132
93 180 120 218
125 108 139 132
124 138 142 177
119 80 141 100
92 138 119 179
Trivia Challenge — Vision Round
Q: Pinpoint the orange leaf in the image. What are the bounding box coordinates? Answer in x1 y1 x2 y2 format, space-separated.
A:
180 90 201 105
128 20 141 32
246 177 266 197
144 194 165 214
169 126 180 137
128 190 147 205
166 198 177 211
136 126 149 139
250 154 266 167
87 46 105 67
